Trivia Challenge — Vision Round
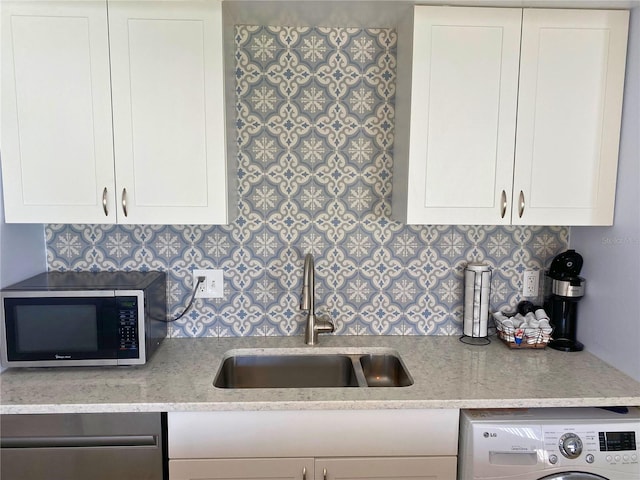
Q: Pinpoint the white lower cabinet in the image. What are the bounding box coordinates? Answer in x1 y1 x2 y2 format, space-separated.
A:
168 410 459 480
169 457 313 480
169 456 456 480
316 457 456 480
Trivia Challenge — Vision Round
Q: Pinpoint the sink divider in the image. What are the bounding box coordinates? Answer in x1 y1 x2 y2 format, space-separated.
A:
346 354 369 387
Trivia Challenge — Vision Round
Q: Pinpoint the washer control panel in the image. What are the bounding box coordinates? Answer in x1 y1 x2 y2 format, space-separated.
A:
544 423 639 468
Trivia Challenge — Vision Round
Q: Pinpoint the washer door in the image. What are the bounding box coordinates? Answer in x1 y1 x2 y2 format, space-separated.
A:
539 473 608 480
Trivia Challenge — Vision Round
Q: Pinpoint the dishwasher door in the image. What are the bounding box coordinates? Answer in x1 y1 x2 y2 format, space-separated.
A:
0 412 165 480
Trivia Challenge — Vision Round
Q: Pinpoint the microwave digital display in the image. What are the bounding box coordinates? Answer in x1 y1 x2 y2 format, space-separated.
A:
15 304 98 353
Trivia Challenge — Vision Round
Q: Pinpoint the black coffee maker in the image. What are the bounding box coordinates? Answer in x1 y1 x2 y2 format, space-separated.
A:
544 249 586 352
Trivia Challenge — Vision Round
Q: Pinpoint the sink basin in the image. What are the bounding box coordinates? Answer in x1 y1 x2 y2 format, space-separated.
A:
213 350 413 389
214 354 359 388
360 354 413 387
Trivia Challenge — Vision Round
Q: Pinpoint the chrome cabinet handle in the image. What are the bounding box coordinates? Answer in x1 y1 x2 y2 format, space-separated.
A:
102 187 108 216
121 188 128 217
518 190 525 218
323 468 327 480
500 190 507 219
302 467 306 480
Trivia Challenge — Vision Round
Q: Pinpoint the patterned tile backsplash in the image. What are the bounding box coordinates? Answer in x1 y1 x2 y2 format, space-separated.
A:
46 26 569 338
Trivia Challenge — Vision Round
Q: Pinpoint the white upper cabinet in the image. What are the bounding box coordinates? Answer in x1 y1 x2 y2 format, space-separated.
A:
393 6 522 226
393 6 629 226
513 9 629 226
108 1 230 225
1 1 116 223
1 0 233 225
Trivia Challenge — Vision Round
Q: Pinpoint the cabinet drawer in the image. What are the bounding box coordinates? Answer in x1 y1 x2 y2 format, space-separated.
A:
168 409 459 458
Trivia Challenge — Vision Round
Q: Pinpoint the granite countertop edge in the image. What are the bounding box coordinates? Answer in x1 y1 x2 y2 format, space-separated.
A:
4 398 640 415
2 336 640 414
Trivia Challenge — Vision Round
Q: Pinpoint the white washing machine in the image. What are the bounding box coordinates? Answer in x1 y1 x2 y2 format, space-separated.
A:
458 407 640 479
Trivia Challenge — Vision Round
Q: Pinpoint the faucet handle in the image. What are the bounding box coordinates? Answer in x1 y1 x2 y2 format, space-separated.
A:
314 309 335 333
315 317 335 335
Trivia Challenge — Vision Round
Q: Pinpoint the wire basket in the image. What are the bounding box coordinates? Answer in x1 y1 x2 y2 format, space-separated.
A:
493 314 553 349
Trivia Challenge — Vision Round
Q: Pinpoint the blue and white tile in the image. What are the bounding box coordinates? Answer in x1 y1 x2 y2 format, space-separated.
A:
241 26 286 65
44 25 570 338
296 29 331 67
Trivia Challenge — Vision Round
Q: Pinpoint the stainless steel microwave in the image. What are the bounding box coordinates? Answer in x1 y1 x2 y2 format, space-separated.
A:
1 271 166 368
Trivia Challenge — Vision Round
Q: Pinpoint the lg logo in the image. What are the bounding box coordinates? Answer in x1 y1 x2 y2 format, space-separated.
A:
483 432 498 438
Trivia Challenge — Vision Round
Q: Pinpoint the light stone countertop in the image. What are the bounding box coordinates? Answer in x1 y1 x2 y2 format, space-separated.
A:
1 335 640 414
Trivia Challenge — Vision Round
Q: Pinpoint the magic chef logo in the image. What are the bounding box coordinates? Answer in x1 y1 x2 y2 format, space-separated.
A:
55 354 72 359
484 432 498 438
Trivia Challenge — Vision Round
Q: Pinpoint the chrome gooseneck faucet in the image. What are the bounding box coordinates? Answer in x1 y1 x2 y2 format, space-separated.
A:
301 253 334 345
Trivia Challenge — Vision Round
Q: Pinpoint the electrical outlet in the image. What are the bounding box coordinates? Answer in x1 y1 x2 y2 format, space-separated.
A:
523 269 540 297
193 269 224 298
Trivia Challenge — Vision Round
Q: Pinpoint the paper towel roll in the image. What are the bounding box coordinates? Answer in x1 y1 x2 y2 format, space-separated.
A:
463 263 492 338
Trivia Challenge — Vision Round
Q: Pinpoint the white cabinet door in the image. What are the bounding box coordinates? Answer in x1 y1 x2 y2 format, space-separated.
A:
393 6 522 225
108 0 231 225
169 457 456 480
316 457 457 480
393 7 629 227
169 458 313 480
513 9 629 226
1 1 116 223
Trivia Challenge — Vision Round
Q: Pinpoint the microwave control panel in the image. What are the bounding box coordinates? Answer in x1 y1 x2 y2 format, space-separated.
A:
117 297 139 356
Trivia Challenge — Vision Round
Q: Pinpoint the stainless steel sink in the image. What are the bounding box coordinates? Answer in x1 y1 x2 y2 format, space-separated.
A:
213 350 413 389
214 354 359 388
360 353 413 387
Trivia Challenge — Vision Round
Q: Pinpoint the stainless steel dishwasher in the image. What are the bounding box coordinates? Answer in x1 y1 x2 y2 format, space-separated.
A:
0 412 166 480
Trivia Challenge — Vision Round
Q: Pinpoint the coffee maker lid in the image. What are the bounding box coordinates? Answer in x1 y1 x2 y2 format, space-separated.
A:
548 249 583 280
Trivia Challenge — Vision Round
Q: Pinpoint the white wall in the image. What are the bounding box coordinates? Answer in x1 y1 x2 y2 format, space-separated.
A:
0 160 46 288
571 7 640 381
0 157 46 372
